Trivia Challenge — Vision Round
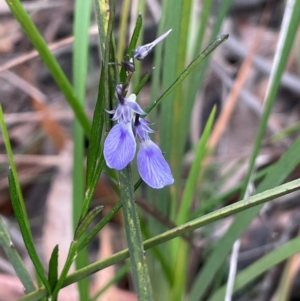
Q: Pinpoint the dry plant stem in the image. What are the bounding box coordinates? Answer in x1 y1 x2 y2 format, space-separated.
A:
119 166 154 300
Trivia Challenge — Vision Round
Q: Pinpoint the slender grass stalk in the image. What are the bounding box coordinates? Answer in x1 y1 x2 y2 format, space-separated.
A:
17 177 300 301
72 0 93 299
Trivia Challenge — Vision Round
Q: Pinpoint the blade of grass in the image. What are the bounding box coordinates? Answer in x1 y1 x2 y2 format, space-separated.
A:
74 206 104 240
207 236 300 301
119 13 143 83
176 107 216 224
0 105 51 293
48 245 59 292
16 177 300 301
4 0 91 136
72 0 93 299
0 216 36 293
171 106 216 300
131 0 146 89
188 2 300 300
132 68 154 95
86 67 105 189
77 202 122 253
8 170 51 293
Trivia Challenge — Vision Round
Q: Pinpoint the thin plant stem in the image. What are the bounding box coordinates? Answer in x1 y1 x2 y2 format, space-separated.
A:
119 166 154 300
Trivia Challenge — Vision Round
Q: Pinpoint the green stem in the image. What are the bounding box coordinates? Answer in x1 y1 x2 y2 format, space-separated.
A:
119 166 153 300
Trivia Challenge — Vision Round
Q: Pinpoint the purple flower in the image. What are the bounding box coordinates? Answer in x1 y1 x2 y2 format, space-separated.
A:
104 122 136 170
133 29 172 60
134 116 174 189
106 86 145 123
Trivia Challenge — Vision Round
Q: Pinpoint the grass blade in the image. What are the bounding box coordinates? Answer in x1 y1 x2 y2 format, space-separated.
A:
74 206 104 240
8 170 51 293
0 216 36 293
72 0 93 299
48 245 59 292
120 13 143 83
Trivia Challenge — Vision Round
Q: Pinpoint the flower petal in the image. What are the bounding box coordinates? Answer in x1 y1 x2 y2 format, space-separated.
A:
126 94 136 102
104 123 136 170
137 140 174 189
127 101 146 115
110 105 123 121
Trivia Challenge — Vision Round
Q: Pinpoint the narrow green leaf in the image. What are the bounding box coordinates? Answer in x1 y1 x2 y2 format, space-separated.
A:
4 0 91 136
171 107 216 300
48 245 59 291
132 68 154 95
127 14 143 56
0 216 36 293
86 67 105 188
8 170 51 293
176 106 216 224
208 236 300 301
145 34 229 114
72 1 93 299
75 205 104 240
78 202 121 253
52 241 78 299
120 14 143 82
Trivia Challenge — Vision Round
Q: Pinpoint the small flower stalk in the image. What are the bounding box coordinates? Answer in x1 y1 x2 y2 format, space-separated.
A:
104 30 174 189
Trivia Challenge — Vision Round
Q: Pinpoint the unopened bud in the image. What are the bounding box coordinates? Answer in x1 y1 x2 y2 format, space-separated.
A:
133 29 172 60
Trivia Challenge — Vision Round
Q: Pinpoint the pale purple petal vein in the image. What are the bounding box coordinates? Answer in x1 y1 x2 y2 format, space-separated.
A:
137 140 174 189
104 123 136 170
